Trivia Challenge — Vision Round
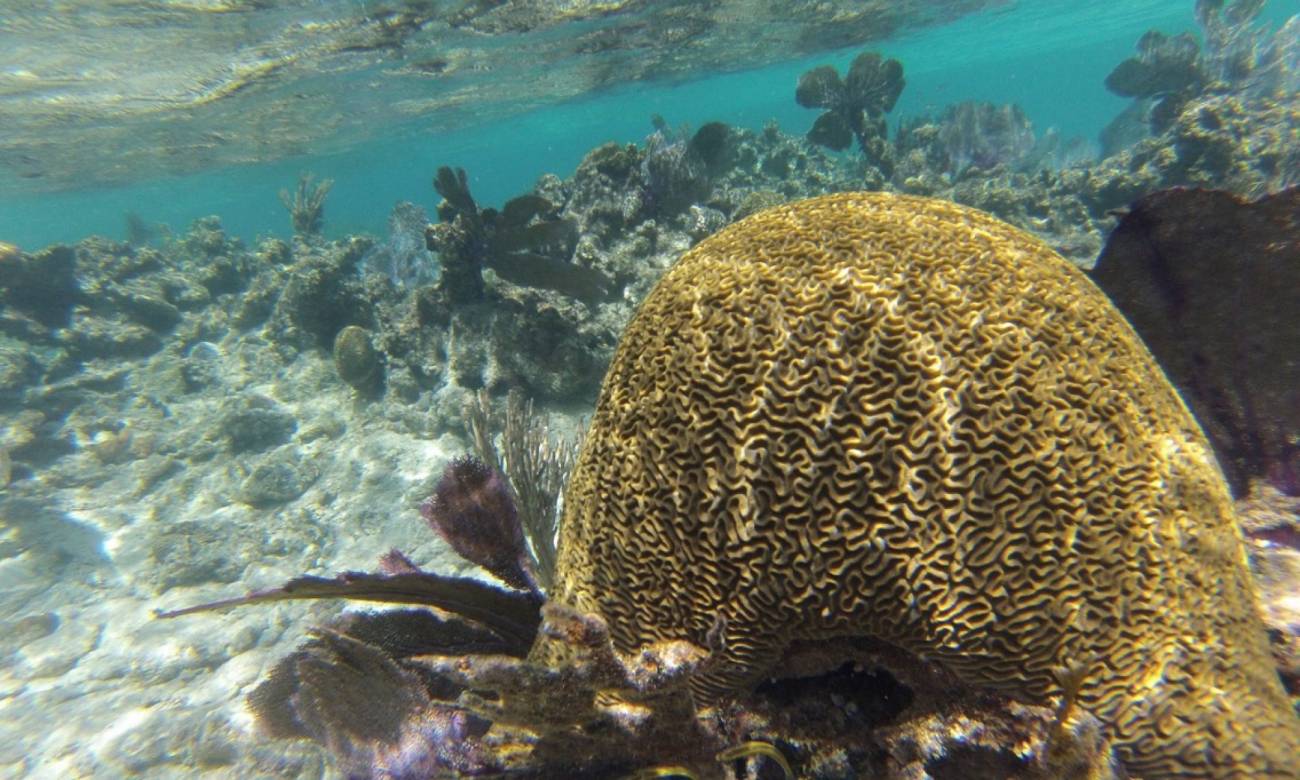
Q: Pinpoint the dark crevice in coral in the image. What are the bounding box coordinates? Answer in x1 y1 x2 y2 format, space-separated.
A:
755 662 915 729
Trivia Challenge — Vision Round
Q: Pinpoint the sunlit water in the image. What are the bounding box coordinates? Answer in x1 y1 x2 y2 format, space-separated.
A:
0 0 1291 248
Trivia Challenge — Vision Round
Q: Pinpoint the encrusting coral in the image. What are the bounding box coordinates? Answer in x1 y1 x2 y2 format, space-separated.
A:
552 191 1300 777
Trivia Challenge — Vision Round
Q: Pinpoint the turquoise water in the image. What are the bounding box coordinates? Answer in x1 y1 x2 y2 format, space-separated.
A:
2 0 1290 249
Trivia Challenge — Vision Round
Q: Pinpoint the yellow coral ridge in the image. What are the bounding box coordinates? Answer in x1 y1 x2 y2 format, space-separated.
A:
552 192 1300 778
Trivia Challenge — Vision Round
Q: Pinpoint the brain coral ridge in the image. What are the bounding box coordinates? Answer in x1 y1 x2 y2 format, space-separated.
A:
549 192 1300 778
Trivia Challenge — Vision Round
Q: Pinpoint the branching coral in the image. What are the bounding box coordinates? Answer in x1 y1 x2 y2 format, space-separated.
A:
279 172 334 238
157 192 1300 779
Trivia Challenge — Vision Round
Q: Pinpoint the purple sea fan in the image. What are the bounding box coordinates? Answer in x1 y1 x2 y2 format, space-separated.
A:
937 101 1037 177
361 201 438 288
420 455 540 593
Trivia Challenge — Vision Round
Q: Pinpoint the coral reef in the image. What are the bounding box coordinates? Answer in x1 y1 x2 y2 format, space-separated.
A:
553 192 1300 777
4 14 1299 770
1090 186 1300 498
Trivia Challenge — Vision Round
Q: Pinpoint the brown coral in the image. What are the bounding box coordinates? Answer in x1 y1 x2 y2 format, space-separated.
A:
1091 186 1300 498
551 192 1300 777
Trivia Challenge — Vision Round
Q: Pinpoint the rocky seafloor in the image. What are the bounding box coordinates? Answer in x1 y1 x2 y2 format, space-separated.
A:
1 12 1298 777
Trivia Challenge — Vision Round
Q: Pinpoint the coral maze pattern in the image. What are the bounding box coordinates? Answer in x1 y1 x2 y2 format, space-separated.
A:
551 192 1300 777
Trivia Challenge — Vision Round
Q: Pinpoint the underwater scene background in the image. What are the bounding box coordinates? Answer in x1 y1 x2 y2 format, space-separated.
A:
0 0 1298 778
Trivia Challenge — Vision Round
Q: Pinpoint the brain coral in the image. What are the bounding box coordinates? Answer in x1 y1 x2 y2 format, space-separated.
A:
550 192 1300 778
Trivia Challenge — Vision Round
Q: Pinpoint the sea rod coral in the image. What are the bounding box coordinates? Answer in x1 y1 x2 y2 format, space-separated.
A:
552 192 1300 777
